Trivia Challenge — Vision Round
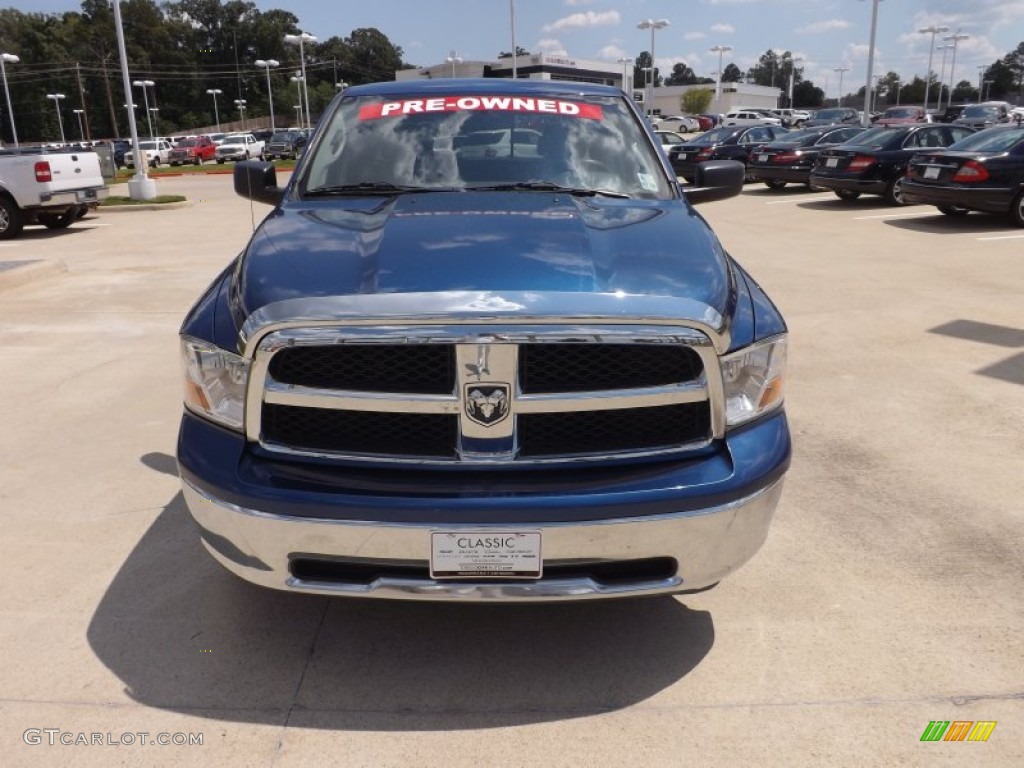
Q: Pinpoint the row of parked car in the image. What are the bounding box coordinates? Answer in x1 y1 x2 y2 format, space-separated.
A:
114 128 309 169
659 117 1024 226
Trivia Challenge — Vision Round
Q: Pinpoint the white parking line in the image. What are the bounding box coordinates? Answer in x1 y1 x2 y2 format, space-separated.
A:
764 195 835 205
977 234 1024 241
853 212 935 220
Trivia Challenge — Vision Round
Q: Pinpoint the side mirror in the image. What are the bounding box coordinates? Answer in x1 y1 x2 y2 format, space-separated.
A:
684 160 745 205
233 160 283 205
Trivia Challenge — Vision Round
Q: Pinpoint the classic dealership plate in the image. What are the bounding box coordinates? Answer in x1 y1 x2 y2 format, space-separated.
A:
430 531 542 579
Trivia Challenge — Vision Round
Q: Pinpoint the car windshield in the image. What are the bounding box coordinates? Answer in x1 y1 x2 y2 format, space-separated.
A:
137 142 156 150
962 105 1000 119
842 126 902 149
948 127 1024 152
812 109 849 121
271 132 298 141
301 91 673 199
223 134 247 142
771 128 829 145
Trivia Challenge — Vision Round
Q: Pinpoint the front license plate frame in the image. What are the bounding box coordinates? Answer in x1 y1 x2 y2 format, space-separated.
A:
430 531 542 579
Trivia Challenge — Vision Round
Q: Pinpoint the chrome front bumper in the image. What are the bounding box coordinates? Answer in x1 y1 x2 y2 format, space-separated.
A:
182 477 783 602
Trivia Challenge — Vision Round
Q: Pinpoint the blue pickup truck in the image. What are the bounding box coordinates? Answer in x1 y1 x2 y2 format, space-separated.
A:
177 79 790 601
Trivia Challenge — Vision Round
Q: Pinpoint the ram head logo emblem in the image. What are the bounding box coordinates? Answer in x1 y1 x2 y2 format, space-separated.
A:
465 385 510 427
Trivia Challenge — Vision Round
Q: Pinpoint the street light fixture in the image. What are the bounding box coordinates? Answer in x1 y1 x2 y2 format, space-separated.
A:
234 98 247 129
255 58 280 132
294 104 301 126
786 56 803 109
132 79 155 139
918 24 949 114
284 32 316 130
0 52 19 147
710 44 732 105
46 93 66 144
113 0 155 200
149 107 159 138
446 50 463 78
859 0 882 127
833 66 850 107
616 56 633 94
206 88 223 133
943 31 969 111
637 19 670 116
72 108 86 142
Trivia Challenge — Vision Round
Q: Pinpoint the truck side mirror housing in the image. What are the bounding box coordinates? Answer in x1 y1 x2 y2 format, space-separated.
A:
234 160 283 205
684 160 745 204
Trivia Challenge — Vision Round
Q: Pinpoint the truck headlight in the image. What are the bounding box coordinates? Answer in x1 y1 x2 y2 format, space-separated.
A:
721 336 787 427
180 337 249 431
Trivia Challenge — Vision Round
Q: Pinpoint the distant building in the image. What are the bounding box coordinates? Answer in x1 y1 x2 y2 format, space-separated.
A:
396 53 621 88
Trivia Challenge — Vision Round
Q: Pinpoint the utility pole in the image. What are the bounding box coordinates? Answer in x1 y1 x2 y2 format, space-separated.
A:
100 56 119 138
75 62 91 141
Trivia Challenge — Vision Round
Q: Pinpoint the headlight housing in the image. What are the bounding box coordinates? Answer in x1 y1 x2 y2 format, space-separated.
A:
721 336 787 428
181 337 249 432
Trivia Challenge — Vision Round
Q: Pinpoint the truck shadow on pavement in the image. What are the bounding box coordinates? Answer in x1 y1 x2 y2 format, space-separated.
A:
86 454 715 730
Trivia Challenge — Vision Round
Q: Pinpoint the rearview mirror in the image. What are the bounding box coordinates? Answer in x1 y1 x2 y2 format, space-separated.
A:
233 160 283 205
684 160 745 205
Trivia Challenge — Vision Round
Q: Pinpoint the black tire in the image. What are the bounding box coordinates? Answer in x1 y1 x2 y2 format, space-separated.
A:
216 158 224 164
834 189 861 200
884 176 908 206
1010 190 1024 228
0 195 25 240
74 204 89 219
193 156 201 166
937 204 969 217
39 209 76 230
764 179 786 190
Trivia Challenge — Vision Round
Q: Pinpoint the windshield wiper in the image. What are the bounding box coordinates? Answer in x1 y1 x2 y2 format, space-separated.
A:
467 181 631 199
304 182 449 196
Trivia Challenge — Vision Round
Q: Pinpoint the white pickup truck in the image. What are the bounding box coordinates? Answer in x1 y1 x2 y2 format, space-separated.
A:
0 148 108 240
215 133 265 163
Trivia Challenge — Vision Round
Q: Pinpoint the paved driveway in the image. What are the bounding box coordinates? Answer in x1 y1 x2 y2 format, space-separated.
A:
1 175 1021 767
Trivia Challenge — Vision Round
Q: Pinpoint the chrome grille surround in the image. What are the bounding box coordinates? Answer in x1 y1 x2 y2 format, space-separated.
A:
240 292 731 466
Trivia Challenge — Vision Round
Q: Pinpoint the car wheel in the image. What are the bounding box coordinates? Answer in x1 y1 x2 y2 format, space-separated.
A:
74 204 89 220
764 180 786 190
937 204 969 217
0 195 25 240
216 159 224 164
170 161 178 167
834 189 861 201
194 156 201 166
1009 191 1024 228
39 209 76 230
884 176 908 206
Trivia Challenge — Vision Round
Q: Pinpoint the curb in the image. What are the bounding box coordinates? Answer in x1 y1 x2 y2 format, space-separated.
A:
0 259 68 291
99 201 193 212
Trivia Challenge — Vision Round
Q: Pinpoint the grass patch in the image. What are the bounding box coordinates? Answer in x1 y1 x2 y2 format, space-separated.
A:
101 195 187 206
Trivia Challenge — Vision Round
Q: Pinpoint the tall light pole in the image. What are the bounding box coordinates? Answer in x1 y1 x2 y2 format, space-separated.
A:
509 0 518 78
446 50 463 78
284 32 316 130
833 66 850 107
46 93 66 143
113 0 155 200
234 98 247 130
132 79 155 139
977 65 987 103
149 107 159 137
943 31 969 111
860 0 881 127
918 24 949 114
294 104 301 126
254 58 279 132
0 52 19 147
72 108 86 141
290 74 305 129
710 44 732 106
936 44 953 112
786 56 803 109
206 88 222 132
894 76 900 106
617 56 633 94
637 19 669 116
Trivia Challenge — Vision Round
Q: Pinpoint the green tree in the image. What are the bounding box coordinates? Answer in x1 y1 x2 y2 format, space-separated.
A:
1002 42 1024 96
721 63 742 83
632 51 660 90
664 62 697 86
681 89 713 114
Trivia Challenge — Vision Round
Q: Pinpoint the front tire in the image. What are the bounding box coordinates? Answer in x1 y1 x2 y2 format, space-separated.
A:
216 158 224 164
834 189 861 200
1009 191 1024 228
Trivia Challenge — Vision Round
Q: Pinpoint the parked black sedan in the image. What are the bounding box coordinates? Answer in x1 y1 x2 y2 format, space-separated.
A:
810 123 975 205
748 125 867 189
668 125 789 182
902 126 1024 226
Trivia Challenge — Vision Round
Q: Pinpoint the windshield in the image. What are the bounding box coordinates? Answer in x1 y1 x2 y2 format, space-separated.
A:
176 139 198 147
138 142 156 150
962 105 1000 119
271 132 297 141
841 126 901 149
301 91 673 199
690 126 739 146
223 134 247 142
949 127 1024 152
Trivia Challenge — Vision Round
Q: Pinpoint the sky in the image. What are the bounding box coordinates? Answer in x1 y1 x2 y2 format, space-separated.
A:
15 0 1024 99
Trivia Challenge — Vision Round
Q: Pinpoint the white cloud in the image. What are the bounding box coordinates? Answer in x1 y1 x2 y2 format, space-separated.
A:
797 19 851 35
710 24 735 34
598 44 628 60
684 32 706 41
542 10 620 33
535 38 569 56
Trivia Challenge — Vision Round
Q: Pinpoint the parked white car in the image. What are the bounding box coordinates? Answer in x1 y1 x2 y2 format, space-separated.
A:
770 109 811 127
655 115 701 133
215 133 265 163
723 110 783 127
124 139 173 168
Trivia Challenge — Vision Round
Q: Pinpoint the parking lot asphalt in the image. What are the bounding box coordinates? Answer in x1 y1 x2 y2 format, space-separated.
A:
1 174 1021 767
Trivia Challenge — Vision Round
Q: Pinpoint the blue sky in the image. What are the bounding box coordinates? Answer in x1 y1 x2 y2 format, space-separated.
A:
18 1 1024 98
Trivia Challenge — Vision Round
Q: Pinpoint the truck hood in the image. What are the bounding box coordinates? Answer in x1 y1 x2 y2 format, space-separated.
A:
233 191 734 333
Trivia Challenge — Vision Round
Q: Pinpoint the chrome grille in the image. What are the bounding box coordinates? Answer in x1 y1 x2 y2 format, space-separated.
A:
247 325 722 465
